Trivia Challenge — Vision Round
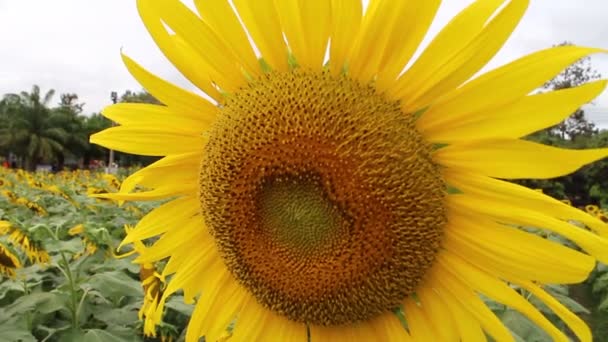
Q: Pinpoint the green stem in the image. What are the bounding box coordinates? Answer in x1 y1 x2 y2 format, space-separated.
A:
22 278 32 331
40 224 81 329
75 288 90 322
59 251 80 329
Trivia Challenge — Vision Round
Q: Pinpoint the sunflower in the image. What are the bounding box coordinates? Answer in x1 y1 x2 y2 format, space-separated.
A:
68 224 85 236
117 225 165 337
91 0 608 341
0 241 21 278
5 224 50 265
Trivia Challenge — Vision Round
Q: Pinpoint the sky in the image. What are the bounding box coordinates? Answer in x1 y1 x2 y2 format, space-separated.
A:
1 0 607 127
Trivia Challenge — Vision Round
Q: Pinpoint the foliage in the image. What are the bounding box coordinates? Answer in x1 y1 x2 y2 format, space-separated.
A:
0 88 159 170
0 168 190 341
0 86 69 171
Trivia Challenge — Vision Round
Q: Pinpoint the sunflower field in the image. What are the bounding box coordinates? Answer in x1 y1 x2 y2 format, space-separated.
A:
0 168 194 341
0 167 607 341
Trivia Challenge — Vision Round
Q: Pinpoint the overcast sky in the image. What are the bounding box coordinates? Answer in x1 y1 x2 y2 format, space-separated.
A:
1 0 607 127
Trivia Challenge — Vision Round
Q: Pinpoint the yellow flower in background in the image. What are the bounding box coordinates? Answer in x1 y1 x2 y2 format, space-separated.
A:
15 197 47 216
68 224 85 236
91 0 608 341
0 220 11 235
83 237 99 255
585 204 600 215
1 190 18 203
102 173 122 190
0 178 12 187
0 242 21 278
5 224 50 265
118 225 165 337
139 261 164 337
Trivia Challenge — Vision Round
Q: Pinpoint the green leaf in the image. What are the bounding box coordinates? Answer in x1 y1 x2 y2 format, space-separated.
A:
58 328 86 342
5 292 68 316
551 293 590 314
593 272 608 294
94 303 140 326
165 296 193 316
86 271 143 299
500 310 552 342
45 238 83 254
83 329 132 342
0 324 36 342
598 294 608 312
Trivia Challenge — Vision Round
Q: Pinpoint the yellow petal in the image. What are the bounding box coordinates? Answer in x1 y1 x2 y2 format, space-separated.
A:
121 53 218 115
90 125 204 156
390 0 523 109
421 80 608 142
329 0 362 75
438 252 569 342
429 265 514 342
102 103 216 133
274 0 331 70
231 297 307 342
376 0 441 90
162 230 215 278
145 0 247 92
92 185 195 202
186 269 249 342
310 312 410 342
416 286 459 342
156 248 223 327
233 0 288 72
349 0 440 85
444 211 594 283
193 0 260 77
435 138 608 179
171 35 223 101
120 152 201 192
121 196 199 246
448 195 608 264
519 281 592 342
165 253 225 308
390 0 505 101
444 169 608 236
134 216 205 264
378 313 413 342
230 297 271 342
403 298 439 341
136 0 223 100
422 45 606 118
429 275 487 341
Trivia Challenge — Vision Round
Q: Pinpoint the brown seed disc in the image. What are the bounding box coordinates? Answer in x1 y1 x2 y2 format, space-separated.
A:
199 69 446 325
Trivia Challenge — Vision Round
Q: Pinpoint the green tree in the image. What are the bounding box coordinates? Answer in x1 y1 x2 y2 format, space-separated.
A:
119 89 161 105
82 113 112 168
52 93 88 170
543 41 601 139
0 86 68 170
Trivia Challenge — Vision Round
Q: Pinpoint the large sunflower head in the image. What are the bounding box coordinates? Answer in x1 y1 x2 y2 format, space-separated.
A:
92 0 608 341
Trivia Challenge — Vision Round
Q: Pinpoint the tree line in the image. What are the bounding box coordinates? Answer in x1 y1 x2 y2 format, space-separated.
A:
0 88 159 171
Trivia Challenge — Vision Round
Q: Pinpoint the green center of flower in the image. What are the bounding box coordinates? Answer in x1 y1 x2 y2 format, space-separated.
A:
258 174 345 256
199 69 447 325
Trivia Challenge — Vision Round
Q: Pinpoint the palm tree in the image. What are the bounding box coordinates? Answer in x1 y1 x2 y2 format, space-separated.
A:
0 85 68 170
